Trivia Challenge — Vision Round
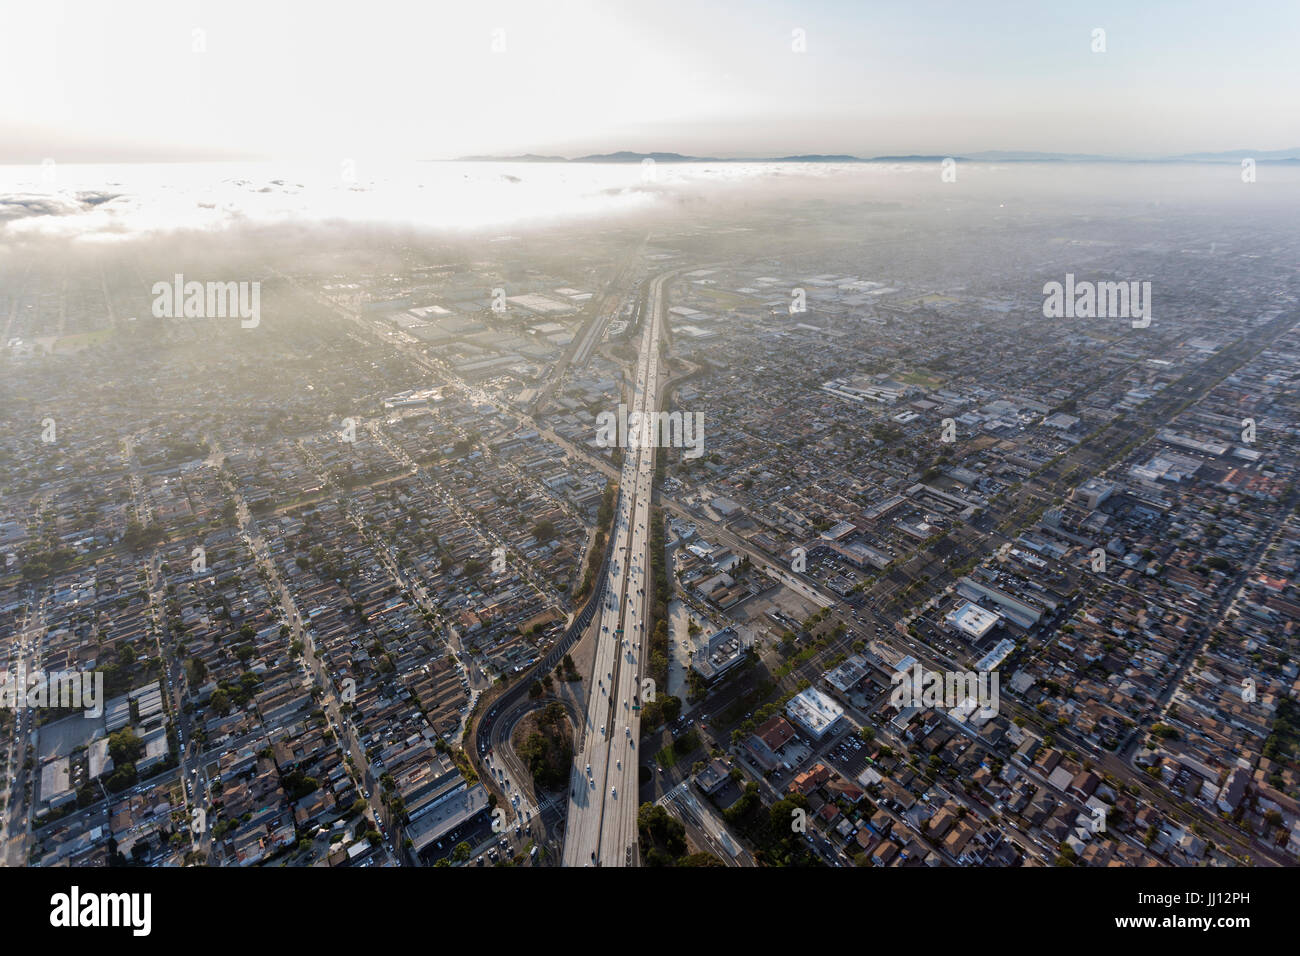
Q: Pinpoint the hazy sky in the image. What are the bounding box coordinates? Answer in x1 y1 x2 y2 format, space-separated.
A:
2 0 1297 163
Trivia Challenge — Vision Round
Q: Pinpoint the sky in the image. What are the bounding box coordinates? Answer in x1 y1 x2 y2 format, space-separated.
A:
2 0 1298 164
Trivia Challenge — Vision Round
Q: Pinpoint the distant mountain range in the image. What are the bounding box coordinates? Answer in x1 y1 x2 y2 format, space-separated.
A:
451 148 1300 164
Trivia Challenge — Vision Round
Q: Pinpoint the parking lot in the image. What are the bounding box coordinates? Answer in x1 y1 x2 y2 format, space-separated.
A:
825 733 870 779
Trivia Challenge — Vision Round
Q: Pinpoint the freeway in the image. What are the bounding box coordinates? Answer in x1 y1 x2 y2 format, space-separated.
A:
2 595 43 866
562 267 676 867
532 235 647 416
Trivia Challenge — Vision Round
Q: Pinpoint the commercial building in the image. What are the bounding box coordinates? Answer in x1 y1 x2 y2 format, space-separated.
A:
945 602 1001 641
827 538 893 570
694 758 732 796
1075 478 1116 510
955 577 1045 629
785 687 845 740
744 715 797 771
823 654 872 694
692 627 747 684
407 782 492 861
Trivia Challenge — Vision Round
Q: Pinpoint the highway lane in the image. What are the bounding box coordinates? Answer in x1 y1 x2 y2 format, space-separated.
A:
602 383 652 860
481 694 580 829
561 372 643 861
562 267 676 866
603 271 671 863
2 595 43 865
601 267 671 865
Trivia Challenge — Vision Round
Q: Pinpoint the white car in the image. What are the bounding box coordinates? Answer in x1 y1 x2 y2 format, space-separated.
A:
610 787 617 798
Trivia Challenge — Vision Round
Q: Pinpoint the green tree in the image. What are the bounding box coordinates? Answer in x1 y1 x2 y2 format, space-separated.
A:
209 688 232 716
108 728 144 764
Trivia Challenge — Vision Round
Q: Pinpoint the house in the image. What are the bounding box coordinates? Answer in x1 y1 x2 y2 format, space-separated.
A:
855 829 877 853
1217 767 1248 814
928 805 958 839
789 763 832 796
1069 770 1101 800
872 840 899 866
